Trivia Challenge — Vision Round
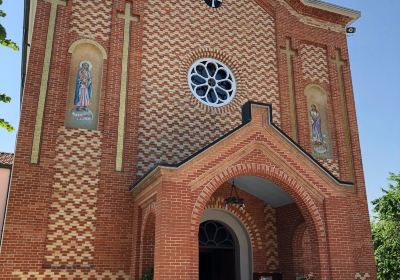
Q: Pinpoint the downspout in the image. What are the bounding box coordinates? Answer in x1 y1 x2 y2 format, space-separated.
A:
20 0 30 104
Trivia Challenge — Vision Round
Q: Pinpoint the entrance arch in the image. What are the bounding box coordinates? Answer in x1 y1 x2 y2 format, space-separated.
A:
191 163 329 279
201 208 253 280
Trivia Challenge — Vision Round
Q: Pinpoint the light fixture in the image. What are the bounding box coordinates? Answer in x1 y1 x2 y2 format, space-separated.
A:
224 179 245 208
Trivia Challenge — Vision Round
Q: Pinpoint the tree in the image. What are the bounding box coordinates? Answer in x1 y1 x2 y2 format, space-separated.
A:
0 0 18 132
371 173 400 280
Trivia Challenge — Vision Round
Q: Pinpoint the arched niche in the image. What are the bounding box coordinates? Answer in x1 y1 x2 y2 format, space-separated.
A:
64 39 107 130
304 84 332 159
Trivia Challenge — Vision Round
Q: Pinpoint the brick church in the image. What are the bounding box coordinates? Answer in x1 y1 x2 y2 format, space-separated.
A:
0 0 377 279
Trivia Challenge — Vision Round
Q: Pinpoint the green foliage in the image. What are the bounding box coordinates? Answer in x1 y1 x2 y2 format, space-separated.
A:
0 0 18 51
0 0 17 132
0 92 14 131
372 173 400 280
140 267 153 280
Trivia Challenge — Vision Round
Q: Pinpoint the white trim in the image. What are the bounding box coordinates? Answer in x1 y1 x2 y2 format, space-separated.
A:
301 0 361 24
68 39 108 59
201 208 253 280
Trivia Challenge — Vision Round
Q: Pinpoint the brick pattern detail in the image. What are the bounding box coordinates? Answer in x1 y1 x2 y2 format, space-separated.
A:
319 158 340 177
12 270 130 280
300 44 329 84
70 0 113 42
206 196 264 250
44 127 102 268
0 152 14 165
355 273 371 280
264 205 279 270
136 0 280 176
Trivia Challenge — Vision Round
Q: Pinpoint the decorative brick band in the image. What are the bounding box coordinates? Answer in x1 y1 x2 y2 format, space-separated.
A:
318 158 340 178
355 273 370 280
206 196 264 250
264 205 279 270
12 270 129 280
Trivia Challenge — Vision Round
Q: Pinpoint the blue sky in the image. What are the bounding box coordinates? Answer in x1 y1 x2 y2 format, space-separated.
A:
0 0 399 213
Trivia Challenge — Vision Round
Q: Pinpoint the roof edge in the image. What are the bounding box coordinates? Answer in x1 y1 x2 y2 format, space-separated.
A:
130 101 354 191
301 0 361 23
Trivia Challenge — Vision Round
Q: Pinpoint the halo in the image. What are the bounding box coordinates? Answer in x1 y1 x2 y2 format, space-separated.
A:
79 60 93 71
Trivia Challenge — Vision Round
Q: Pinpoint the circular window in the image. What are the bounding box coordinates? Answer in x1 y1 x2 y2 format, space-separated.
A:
204 0 222 8
188 58 236 107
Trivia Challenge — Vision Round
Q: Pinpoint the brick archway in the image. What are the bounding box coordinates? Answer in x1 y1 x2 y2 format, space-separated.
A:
190 163 330 279
206 196 264 250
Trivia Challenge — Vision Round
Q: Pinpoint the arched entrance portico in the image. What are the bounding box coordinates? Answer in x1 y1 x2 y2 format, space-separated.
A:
200 208 253 280
191 166 328 280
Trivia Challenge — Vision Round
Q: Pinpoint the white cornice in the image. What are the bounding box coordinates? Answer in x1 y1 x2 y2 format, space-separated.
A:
301 0 361 24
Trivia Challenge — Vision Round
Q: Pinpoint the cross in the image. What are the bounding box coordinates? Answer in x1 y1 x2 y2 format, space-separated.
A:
31 0 66 164
281 38 298 142
118 2 140 26
281 38 297 61
116 2 140 172
332 49 346 71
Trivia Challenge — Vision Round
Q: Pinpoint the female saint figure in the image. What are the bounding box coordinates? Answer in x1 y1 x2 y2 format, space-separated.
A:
310 104 323 145
74 61 92 111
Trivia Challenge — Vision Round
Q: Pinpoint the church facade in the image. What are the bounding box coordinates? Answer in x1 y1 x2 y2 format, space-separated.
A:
0 0 377 279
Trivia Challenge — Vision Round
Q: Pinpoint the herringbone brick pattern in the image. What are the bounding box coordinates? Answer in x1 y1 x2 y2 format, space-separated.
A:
44 127 102 268
300 44 329 84
70 0 113 42
13 128 129 280
264 205 279 271
137 0 280 176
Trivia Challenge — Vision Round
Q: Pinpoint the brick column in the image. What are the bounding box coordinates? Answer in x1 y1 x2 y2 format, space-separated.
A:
154 179 197 280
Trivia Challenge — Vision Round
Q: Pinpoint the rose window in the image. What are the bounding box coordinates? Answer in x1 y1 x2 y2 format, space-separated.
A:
188 58 236 107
